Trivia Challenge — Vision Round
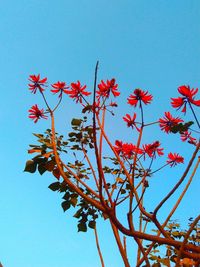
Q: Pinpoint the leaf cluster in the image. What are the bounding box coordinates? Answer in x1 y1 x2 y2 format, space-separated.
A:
48 181 100 232
148 219 200 266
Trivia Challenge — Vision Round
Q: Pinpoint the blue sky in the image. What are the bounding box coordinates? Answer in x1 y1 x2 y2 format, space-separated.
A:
0 1 200 266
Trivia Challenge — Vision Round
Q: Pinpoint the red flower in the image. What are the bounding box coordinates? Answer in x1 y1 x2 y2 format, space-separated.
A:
159 112 183 133
171 85 200 113
66 81 91 103
113 140 143 158
28 74 47 94
114 140 123 155
122 143 143 159
28 104 48 123
167 152 184 167
143 141 164 159
97 79 120 99
127 89 153 107
123 113 140 132
51 81 69 97
122 143 136 158
180 131 197 145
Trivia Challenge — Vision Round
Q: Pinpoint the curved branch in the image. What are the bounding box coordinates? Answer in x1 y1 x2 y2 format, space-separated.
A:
153 142 200 216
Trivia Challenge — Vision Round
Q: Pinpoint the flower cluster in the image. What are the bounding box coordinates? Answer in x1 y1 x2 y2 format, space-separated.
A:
127 89 153 107
51 81 69 97
180 131 197 145
28 104 47 123
143 141 164 159
96 79 120 99
167 153 184 167
29 74 47 94
123 113 140 132
27 74 200 172
114 139 184 167
26 71 200 267
114 140 143 159
171 85 200 113
67 81 91 103
159 112 183 133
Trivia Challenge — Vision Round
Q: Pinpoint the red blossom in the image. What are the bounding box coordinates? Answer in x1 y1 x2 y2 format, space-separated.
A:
167 152 184 167
121 143 135 159
143 141 164 159
66 81 91 103
114 140 143 159
97 79 120 99
180 131 197 145
123 113 140 132
171 85 200 113
122 143 143 159
159 112 183 133
127 89 153 107
28 104 48 123
114 140 124 155
28 74 47 94
51 81 69 97
113 140 143 158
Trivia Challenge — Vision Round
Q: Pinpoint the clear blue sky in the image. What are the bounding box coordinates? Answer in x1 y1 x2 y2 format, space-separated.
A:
0 1 200 266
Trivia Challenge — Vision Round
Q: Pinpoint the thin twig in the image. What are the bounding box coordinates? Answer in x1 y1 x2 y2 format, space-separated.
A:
81 144 99 188
94 225 105 267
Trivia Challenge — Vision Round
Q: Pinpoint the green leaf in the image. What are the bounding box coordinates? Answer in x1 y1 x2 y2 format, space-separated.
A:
63 192 70 201
171 121 194 134
71 118 82 126
38 163 47 175
62 141 68 146
159 258 170 266
70 197 78 207
45 160 55 171
78 222 87 232
71 145 82 150
24 160 37 173
89 143 94 149
82 105 92 113
68 132 76 137
88 220 96 229
59 182 68 192
149 255 159 261
33 133 44 138
73 209 82 219
48 182 60 191
33 156 47 164
61 201 71 212
120 189 126 194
